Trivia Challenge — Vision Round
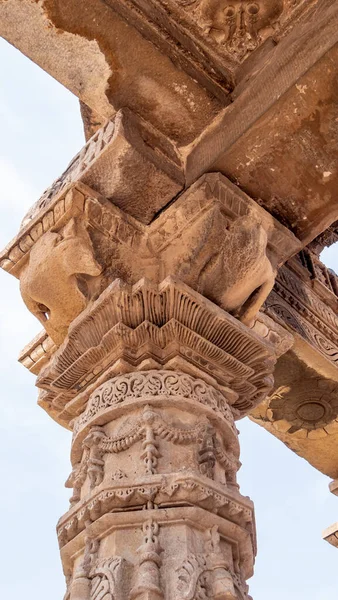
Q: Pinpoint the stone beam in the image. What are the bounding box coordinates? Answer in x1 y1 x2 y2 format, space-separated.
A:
251 250 338 479
184 0 338 242
185 0 338 177
0 0 224 144
3 1 338 244
323 480 338 550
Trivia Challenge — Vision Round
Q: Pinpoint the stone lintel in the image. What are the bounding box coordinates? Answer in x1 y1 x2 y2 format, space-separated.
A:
0 0 223 144
184 2 338 242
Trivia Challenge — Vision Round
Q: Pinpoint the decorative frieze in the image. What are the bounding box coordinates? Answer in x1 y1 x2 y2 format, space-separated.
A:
105 0 316 84
58 472 254 549
70 404 239 491
60 507 254 600
265 258 338 369
71 371 237 438
35 277 286 423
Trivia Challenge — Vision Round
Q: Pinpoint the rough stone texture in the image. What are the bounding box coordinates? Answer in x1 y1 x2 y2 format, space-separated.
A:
3 0 338 593
2 1 338 241
184 1 338 241
0 0 223 144
20 110 184 227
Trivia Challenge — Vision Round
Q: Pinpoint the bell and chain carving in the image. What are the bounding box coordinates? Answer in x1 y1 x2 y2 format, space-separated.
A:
65 405 240 505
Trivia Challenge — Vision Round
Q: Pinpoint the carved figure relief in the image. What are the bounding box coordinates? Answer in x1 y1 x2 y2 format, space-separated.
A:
196 0 283 58
65 453 89 505
173 0 284 60
19 218 101 344
165 202 277 325
3 175 299 346
69 406 238 501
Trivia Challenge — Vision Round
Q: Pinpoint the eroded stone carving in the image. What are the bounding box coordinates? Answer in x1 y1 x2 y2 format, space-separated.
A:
1 174 299 346
195 0 283 60
66 404 238 503
90 557 127 600
177 526 241 600
21 111 183 227
2 0 337 597
265 256 338 369
131 519 163 600
20 217 101 344
253 374 338 440
175 202 276 324
73 371 236 435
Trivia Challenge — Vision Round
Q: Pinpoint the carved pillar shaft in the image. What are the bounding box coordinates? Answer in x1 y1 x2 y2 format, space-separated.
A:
61 370 253 600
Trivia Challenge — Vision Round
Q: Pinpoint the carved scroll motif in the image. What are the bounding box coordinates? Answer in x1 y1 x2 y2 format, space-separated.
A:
73 371 238 435
90 557 127 600
177 526 240 600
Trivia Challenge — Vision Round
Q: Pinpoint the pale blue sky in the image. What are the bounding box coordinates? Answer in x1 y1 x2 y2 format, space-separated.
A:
0 37 337 600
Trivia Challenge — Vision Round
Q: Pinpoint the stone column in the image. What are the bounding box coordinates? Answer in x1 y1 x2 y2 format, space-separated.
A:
34 276 292 600
0 150 297 599
61 371 251 600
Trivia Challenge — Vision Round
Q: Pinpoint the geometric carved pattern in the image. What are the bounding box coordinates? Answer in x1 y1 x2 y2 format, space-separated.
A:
269 379 338 433
36 278 279 421
266 260 338 368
